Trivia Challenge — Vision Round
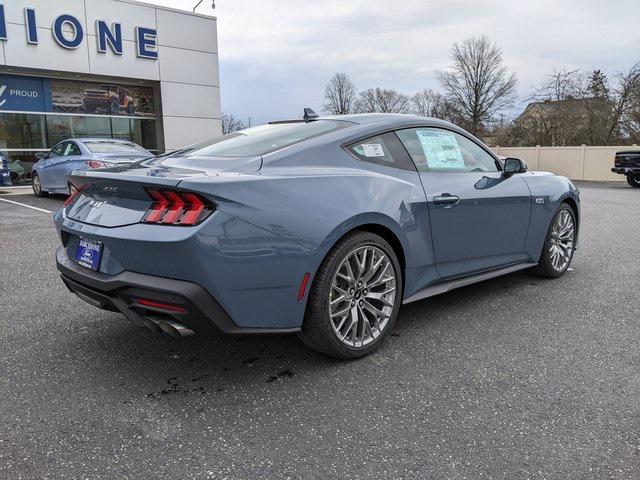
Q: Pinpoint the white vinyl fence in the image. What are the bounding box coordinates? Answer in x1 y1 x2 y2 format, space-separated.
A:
492 145 639 182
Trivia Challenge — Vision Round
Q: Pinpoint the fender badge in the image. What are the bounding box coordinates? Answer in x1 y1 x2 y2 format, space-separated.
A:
535 197 545 204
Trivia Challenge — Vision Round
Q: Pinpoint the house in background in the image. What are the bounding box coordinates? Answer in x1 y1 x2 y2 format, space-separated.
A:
513 97 611 146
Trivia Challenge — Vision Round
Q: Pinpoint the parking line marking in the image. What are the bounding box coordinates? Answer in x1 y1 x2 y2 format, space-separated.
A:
0 197 53 214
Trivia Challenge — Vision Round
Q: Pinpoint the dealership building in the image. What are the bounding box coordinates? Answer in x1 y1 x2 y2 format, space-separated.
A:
0 0 221 185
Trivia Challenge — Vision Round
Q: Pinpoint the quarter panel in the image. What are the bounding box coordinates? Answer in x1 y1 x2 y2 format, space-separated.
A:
178 153 439 299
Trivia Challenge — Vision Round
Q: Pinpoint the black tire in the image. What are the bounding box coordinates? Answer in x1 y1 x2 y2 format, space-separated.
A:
627 174 640 188
531 204 576 279
298 231 403 359
32 173 47 197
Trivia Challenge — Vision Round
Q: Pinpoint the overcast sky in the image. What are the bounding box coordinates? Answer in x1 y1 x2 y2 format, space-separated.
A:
140 0 640 124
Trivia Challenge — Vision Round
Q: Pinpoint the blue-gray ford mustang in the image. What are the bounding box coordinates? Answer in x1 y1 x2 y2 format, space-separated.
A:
54 114 580 359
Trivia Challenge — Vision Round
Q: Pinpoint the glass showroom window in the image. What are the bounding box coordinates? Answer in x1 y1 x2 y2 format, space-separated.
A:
0 113 47 150
137 119 159 152
45 115 158 152
1 112 160 185
72 115 112 139
0 113 47 185
46 115 74 146
112 118 158 152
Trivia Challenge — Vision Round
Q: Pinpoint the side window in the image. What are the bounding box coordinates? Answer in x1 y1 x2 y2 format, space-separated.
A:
396 128 499 173
347 132 416 171
49 142 68 158
65 142 82 156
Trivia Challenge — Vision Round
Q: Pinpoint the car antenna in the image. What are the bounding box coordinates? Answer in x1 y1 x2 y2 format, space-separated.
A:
303 108 319 122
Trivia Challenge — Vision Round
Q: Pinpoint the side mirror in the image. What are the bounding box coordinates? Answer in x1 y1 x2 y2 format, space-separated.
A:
503 157 528 175
35 152 46 160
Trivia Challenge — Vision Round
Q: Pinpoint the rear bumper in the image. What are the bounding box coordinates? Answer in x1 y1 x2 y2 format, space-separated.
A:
56 246 300 335
611 167 640 175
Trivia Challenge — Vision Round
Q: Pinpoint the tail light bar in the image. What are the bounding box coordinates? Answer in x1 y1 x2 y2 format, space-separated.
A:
142 189 214 226
64 184 88 207
86 160 107 169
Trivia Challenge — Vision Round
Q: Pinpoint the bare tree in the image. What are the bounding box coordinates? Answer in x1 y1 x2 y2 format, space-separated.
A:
355 88 410 113
623 93 640 143
532 68 586 102
606 63 640 143
436 36 517 135
323 73 356 115
410 89 461 122
354 89 379 113
221 113 246 135
523 69 590 145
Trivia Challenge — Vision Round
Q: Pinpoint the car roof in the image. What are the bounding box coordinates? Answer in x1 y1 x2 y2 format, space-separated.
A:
73 138 138 144
316 113 460 130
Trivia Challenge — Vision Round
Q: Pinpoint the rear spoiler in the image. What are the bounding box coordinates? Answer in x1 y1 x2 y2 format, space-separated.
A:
68 170 183 191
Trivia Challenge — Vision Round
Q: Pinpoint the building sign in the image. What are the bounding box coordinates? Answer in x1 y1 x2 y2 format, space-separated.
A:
0 4 158 60
0 74 156 118
0 74 52 112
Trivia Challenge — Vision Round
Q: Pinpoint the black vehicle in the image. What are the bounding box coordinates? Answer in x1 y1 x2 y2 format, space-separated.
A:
612 151 640 188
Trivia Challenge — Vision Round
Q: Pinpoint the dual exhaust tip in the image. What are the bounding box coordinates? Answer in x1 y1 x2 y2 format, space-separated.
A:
142 315 195 339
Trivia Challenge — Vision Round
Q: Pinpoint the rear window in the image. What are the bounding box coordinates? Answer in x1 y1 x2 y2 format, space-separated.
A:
177 120 351 158
84 142 150 155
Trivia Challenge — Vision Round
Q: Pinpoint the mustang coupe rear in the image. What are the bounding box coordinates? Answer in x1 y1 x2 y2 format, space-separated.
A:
55 114 580 359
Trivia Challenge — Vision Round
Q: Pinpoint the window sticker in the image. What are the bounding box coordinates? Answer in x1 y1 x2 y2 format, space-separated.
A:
416 130 465 170
359 143 385 158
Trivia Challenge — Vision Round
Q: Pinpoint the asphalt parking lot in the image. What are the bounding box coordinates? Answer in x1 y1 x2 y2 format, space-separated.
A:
1 182 639 480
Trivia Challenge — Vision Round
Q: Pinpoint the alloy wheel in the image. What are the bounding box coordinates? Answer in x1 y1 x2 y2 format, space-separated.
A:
548 209 575 272
32 174 41 195
329 245 397 348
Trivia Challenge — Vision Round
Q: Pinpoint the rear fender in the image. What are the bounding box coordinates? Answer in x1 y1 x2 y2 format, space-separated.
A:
314 213 410 270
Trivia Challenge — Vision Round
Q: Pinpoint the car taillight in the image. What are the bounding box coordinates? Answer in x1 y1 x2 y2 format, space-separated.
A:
64 184 88 207
86 160 107 169
142 189 213 226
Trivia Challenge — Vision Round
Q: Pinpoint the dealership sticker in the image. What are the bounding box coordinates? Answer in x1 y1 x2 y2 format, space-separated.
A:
361 144 385 157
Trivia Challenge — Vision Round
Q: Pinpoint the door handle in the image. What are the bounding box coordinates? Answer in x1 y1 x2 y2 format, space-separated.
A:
433 194 460 208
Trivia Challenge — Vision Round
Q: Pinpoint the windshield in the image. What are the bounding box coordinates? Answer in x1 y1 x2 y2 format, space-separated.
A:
84 142 150 155
176 120 352 158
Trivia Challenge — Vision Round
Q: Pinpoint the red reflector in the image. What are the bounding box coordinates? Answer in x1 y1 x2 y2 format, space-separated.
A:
64 184 88 207
297 273 311 301
136 298 188 314
161 191 185 224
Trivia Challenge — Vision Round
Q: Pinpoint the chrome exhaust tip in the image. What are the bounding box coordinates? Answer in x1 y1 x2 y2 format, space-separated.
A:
142 316 164 334
156 319 196 339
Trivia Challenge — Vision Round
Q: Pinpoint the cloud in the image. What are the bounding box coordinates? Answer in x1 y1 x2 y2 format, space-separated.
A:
140 0 640 121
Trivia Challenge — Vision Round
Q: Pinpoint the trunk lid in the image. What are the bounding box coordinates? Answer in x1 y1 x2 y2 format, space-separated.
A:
98 153 151 166
65 154 262 227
